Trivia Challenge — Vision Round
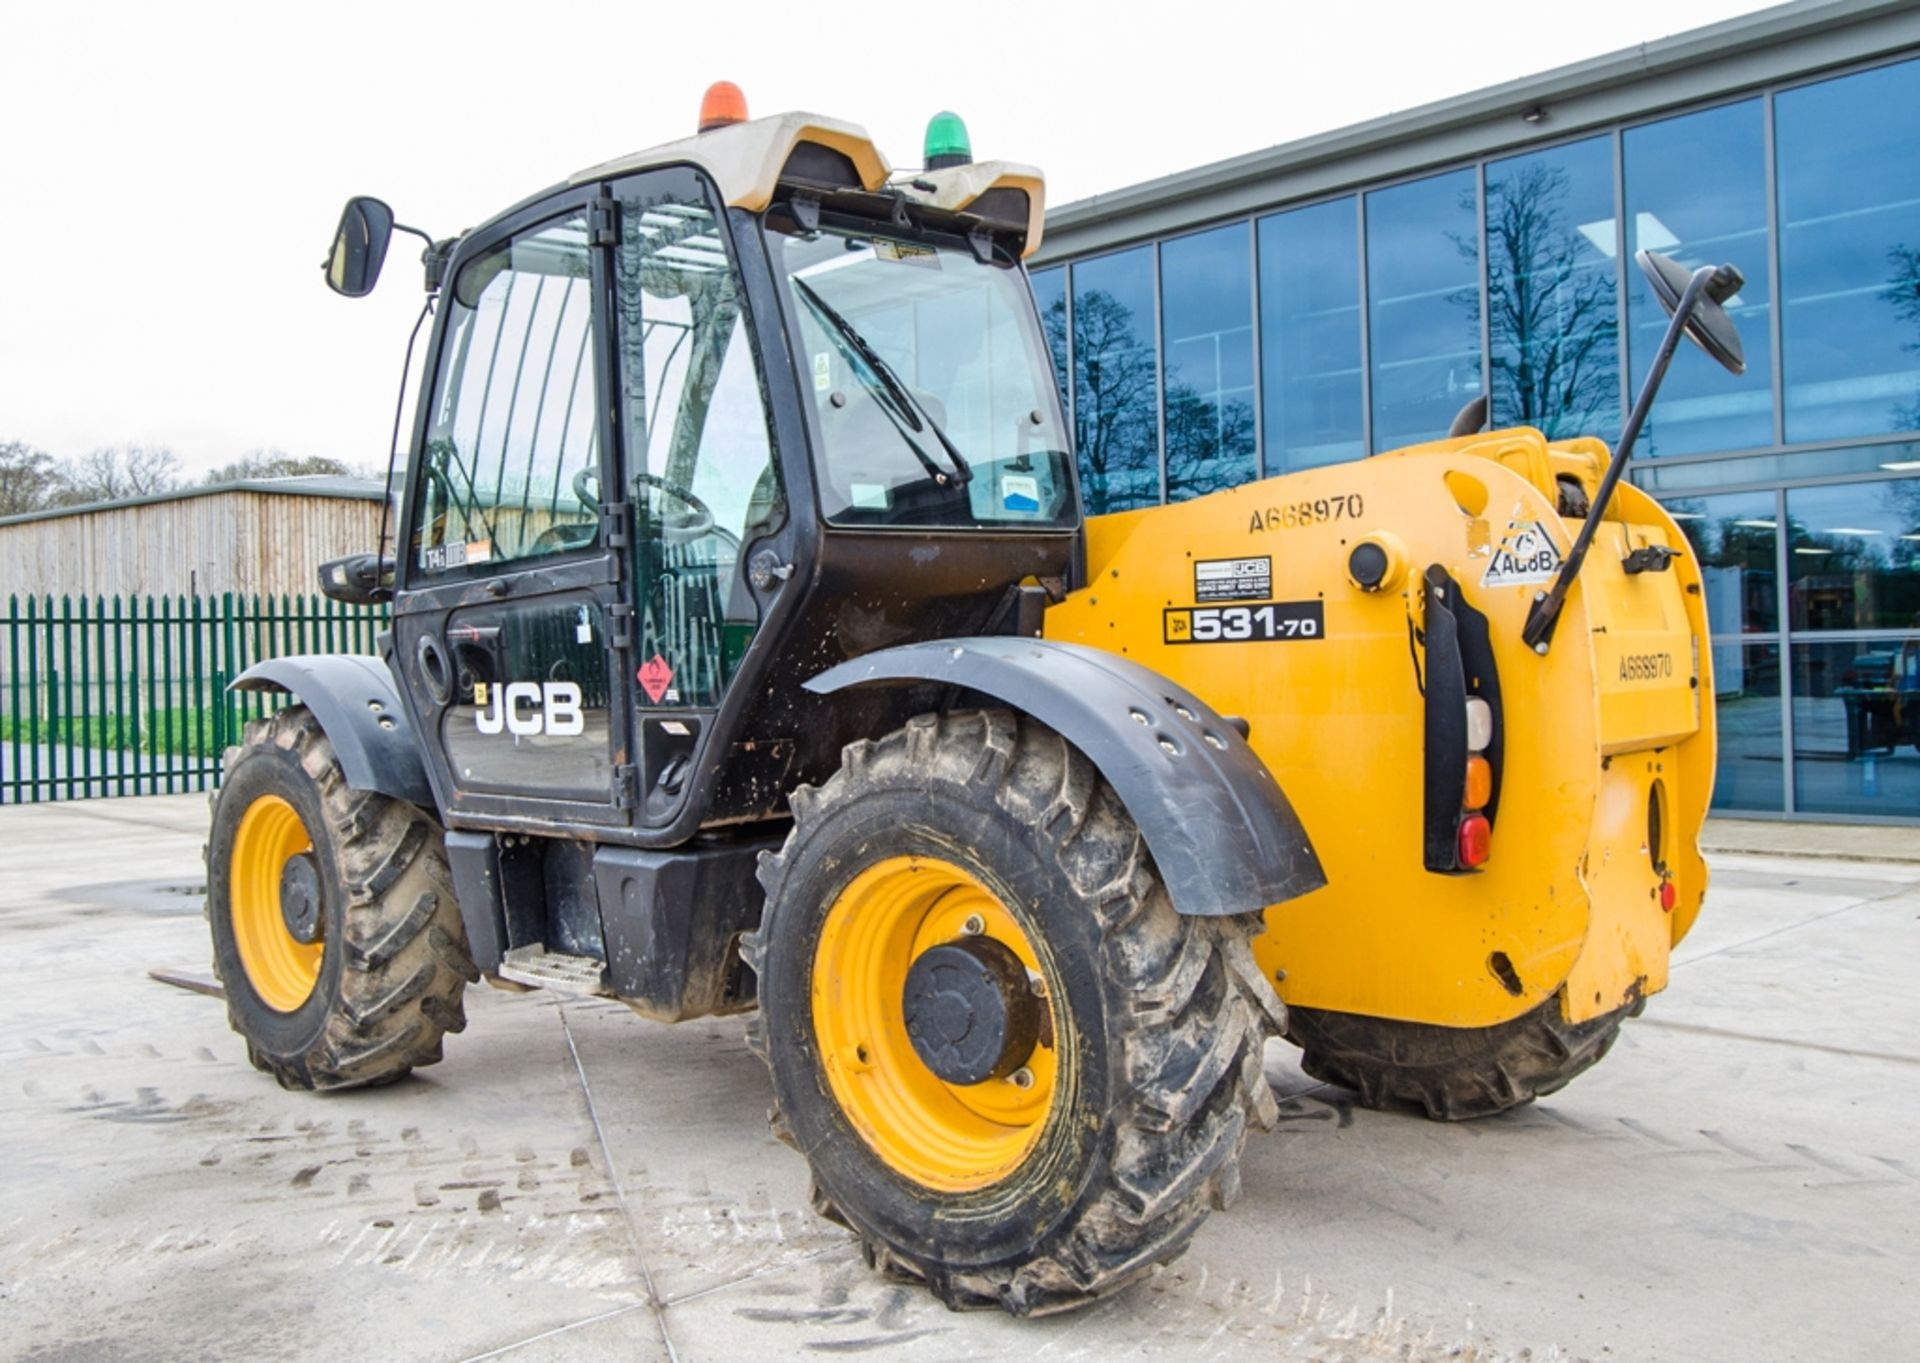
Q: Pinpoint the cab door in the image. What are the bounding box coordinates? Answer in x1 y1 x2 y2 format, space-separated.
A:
607 168 786 825
391 200 631 829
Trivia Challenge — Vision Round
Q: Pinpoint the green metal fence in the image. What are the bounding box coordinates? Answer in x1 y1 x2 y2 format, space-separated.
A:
1 593 388 804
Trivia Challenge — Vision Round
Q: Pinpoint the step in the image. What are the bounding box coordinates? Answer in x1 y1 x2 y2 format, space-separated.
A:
495 943 610 996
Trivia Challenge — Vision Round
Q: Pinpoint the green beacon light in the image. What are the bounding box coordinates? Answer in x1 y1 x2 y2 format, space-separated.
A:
924 111 972 170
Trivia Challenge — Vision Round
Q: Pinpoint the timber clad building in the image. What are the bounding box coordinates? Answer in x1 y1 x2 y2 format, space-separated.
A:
1033 0 1920 824
0 477 385 600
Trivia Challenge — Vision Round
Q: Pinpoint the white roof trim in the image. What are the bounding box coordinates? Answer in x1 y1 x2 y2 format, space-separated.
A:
571 111 892 211
894 160 1048 256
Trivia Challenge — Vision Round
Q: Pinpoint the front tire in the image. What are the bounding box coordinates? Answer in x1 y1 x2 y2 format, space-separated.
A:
745 710 1283 1316
206 706 476 1090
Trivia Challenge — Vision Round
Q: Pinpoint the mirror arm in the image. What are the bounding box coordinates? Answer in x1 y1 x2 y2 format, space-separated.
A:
1519 265 1717 655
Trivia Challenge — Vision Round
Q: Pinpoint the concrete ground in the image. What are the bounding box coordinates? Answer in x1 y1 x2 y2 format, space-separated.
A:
2 797 1914 1363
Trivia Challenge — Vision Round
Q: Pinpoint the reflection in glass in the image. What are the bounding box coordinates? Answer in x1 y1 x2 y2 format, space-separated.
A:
1071 247 1161 513
1367 169 1480 451
1160 224 1256 501
1792 639 1920 817
1785 479 1920 631
1625 101 1774 455
1259 198 1363 470
418 216 599 572
1486 136 1619 440
1777 57 1920 442
1712 641 1783 812
1661 490 1779 632
1030 266 1070 415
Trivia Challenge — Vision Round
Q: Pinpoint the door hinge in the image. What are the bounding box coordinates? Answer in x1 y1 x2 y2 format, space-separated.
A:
613 763 639 810
589 196 619 247
607 603 634 651
602 500 630 550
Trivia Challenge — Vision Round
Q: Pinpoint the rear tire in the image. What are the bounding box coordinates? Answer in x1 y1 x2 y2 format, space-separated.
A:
205 706 476 1091
1285 991 1637 1121
744 710 1283 1316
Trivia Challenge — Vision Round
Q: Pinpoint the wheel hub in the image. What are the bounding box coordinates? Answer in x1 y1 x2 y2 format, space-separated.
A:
901 937 1039 1085
278 852 323 944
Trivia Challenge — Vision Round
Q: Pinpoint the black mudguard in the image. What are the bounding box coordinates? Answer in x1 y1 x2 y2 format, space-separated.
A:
231 655 435 809
806 637 1326 918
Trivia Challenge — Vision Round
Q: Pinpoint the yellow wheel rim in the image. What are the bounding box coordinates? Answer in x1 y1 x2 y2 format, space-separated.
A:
811 855 1061 1193
229 794 324 1013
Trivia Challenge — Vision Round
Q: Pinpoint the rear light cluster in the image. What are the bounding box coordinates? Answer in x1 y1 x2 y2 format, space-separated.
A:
1458 697 1494 869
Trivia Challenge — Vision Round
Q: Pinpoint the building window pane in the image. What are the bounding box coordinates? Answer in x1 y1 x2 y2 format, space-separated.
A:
1367 169 1480 451
1662 489 1779 632
1259 198 1363 471
1792 639 1920 818
1786 478 1920 631
1486 135 1620 441
1777 57 1920 443
1160 224 1256 501
1071 247 1160 513
1625 100 1774 455
1030 266 1070 415
1712 641 1783 813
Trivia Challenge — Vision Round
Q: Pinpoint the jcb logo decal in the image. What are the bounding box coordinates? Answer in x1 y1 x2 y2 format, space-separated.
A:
475 681 585 737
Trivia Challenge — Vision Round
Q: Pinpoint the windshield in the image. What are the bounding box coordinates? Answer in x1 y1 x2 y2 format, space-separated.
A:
764 215 1076 529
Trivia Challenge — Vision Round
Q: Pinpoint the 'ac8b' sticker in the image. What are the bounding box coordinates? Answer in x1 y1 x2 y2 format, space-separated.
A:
1164 601 1324 644
1482 521 1564 587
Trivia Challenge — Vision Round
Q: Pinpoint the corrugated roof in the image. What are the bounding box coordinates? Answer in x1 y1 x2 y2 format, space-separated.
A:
0 475 386 530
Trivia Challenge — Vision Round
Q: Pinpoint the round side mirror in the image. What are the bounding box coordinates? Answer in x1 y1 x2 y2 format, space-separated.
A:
324 197 396 298
1637 249 1746 376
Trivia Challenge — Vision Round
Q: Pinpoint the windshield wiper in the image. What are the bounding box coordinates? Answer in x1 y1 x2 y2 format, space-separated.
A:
792 277 973 489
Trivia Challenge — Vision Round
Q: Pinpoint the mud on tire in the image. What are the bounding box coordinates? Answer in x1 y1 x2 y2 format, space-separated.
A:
743 709 1285 1317
1285 991 1638 1121
206 705 477 1090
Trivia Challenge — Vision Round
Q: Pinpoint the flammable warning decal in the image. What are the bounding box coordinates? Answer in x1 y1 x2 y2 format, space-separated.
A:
1482 520 1564 587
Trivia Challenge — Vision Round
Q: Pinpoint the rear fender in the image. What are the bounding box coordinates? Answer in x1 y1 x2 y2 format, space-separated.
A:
805 638 1326 918
231 655 435 809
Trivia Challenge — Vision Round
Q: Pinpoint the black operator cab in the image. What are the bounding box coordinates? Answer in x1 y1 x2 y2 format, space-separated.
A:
362 101 1073 847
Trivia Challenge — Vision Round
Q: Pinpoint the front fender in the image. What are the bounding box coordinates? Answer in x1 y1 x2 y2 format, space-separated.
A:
231 655 435 809
806 638 1325 917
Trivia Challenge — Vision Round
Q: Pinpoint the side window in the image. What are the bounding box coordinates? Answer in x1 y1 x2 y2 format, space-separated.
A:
414 214 599 573
615 174 781 707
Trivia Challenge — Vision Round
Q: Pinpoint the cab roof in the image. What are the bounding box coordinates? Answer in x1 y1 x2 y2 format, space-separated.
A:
568 110 1048 257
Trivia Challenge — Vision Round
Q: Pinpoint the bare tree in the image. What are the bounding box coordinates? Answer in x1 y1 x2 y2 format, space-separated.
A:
0 440 61 516
203 449 360 485
1885 244 1920 432
1045 289 1158 512
49 445 182 506
1165 384 1255 501
1480 162 1619 439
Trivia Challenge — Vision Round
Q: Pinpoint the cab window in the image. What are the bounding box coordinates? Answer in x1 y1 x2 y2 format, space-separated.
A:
414 214 600 574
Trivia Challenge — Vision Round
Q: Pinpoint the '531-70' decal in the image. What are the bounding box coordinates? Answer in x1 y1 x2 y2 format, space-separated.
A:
1164 601 1324 644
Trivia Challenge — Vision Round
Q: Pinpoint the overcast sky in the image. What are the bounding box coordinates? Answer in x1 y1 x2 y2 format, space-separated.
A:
2 0 1775 476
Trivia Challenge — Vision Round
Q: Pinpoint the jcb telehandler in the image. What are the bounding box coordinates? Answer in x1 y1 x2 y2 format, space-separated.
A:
207 84 1738 1315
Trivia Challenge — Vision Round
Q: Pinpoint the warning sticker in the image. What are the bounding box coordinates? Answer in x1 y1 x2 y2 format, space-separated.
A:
1481 521 1564 587
637 654 674 704
1194 556 1272 603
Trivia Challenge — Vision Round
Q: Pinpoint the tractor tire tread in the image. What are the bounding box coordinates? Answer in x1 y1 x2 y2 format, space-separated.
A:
1285 990 1634 1122
746 709 1283 1317
208 705 469 1091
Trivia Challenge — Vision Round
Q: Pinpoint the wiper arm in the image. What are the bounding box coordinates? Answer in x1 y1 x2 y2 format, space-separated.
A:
793 278 973 489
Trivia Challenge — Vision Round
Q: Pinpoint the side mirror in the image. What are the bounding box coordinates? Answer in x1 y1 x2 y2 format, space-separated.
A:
318 552 394 605
1637 249 1746 376
324 197 396 298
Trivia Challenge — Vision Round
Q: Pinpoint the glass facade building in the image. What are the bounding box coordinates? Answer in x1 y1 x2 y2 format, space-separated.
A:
1033 29 1920 824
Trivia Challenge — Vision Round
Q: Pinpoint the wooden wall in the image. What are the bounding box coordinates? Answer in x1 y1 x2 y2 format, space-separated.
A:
0 492 385 600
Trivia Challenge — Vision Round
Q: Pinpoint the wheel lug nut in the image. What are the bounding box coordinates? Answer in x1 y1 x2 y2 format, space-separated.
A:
1007 1067 1035 1089
961 914 985 936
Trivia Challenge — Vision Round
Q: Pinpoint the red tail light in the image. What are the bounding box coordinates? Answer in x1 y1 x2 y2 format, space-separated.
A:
1659 877 1677 912
1458 814 1492 868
